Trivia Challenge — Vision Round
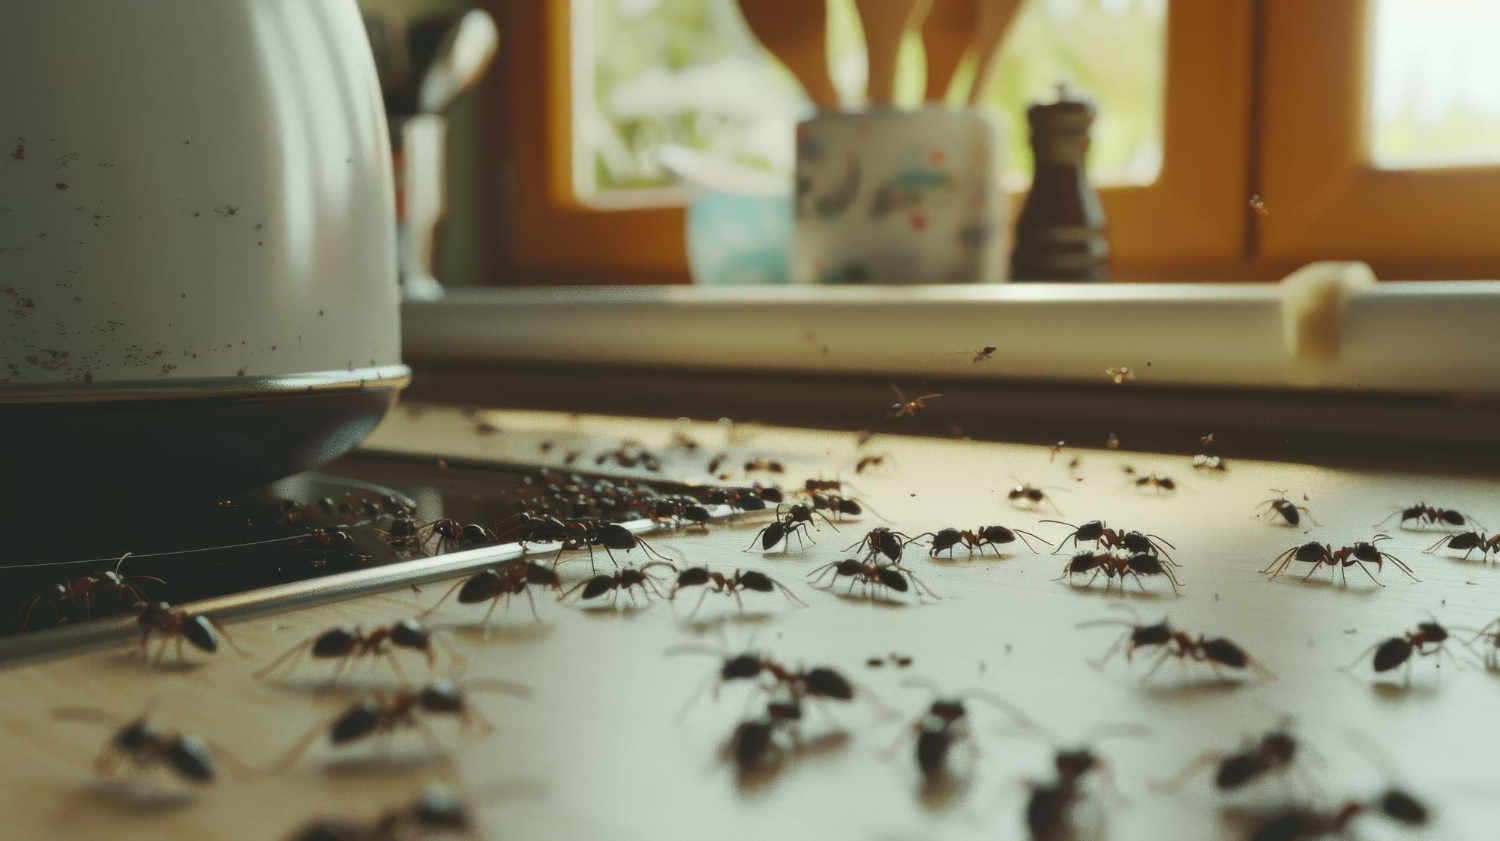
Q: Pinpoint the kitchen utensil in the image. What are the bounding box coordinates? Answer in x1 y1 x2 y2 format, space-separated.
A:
0 0 407 505
736 0 840 109
855 0 930 105
793 108 1005 284
967 0 1023 105
417 9 500 115
921 0 978 103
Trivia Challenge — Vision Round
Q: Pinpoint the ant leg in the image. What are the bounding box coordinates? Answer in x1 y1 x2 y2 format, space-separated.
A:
1139 648 1178 684
382 650 409 685
83 591 93 622
419 577 470 619
1013 530 1052 553
1088 630 1133 669
769 578 806 607
252 638 316 682
480 595 502 640
687 587 711 618
1128 571 1147 593
523 586 541 623
1379 552 1420 582
1300 560 1327 582
733 589 745 613
1351 561 1384 588
16 592 48 634
1150 751 1226 793
904 569 940 600
170 635 184 664
1340 640 1387 672
807 562 840 587
1261 547 1298 578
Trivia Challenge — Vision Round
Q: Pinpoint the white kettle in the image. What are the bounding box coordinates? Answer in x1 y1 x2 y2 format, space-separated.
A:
0 1 409 499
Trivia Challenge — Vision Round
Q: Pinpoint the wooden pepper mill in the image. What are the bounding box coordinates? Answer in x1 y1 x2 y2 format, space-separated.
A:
1010 83 1110 281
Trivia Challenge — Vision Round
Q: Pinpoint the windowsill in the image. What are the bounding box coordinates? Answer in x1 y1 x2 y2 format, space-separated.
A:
402 281 1500 395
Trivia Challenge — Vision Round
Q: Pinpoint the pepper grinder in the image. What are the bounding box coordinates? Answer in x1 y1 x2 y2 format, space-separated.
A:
1010 83 1109 281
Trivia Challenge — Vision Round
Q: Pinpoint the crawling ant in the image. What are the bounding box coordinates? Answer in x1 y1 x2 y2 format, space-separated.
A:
297 526 368 563
1007 477 1070 513
52 705 248 786
962 345 997 363
1249 791 1428 841
670 567 804 616
747 510 815 553
804 477 844 493
670 648 862 723
1262 537 1417 586
1376 502 1484 531
253 619 458 684
808 558 937 601
421 560 563 625
1192 454 1227 471
707 487 767 512
1256 491 1320 527
1042 519 1176 561
1344 618 1460 683
1080 609 1268 681
135 601 248 663
847 527 920 562
563 562 675 608
417 518 465 556
727 697 805 774
1021 725 1146 841
1423 530 1500 561
854 454 888 474
375 513 421 552
914 525 1048 558
287 785 481 841
1056 551 1183 594
887 385 940 419
1468 618 1500 668
1154 720 1303 793
275 678 524 769
744 457 784 474
1123 466 1176 493
892 679 1029 784
17 552 165 632
779 501 839 531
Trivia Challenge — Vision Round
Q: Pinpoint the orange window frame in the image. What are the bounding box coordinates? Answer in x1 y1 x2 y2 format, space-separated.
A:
490 0 1254 284
1258 0 1500 280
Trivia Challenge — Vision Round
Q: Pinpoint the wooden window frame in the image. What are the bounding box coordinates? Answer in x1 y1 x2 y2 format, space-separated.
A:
1258 0 1500 280
486 0 1254 284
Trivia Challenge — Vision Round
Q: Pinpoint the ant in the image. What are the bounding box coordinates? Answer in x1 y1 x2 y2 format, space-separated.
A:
671 649 858 720
17 552 165 632
1376 502 1484 531
1256 490 1320 527
135 601 248 663
574 522 678 571
297 526 369 564
809 493 866 521
1021 725 1145 841
1042 520 1177 562
1249 791 1427 841
1344 618 1460 684
744 457 785 474
421 561 564 625
287 785 479 841
747 510 815 553
808 558 938 601
1055 551 1183 594
376 513 422 552
1423 530 1500 561
887 385 940 419
1261 537 1418 586
1469 618 1500 669
275 678 525 769
1007 477 1070 513
914 525 1049 558
962 345 997 363
253 619 458 684
564 563 676 607
727 697 805 775
854 454 889 474
1123 466 1176 493
1080 608 1270 682
51 704 249 786
417 518 465 556
847 526 920 562
890 679 1030 784
670 567 805 616
1153 720 1304 793
707 453 727 474
779 501 839 531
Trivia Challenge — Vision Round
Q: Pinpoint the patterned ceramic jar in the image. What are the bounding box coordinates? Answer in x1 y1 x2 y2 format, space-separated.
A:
792 107 1005 284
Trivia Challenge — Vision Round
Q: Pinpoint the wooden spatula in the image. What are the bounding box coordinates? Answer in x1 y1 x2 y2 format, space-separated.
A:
855 0 931 106
737 0 840 109
922 0 978 103
966 0 1023 105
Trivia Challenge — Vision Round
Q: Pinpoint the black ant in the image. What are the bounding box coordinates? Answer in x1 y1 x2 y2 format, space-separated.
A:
1248 791 1427 841
747 510 815 553
421 561 564 626
1055 551 1183 594
804 477 844 493
1080 609 1270 682
808 558 937 601
253 619 459 684
847 527 920 562
416 518 465 556
1262 537 1418 586
287 785 484 841
779 501 839 531
17 552 165 632
706 487 767 512
297 526 368 563
1376 502 1484 531
563 562 676 607
808 493 867 521
1424 530 1500 561
916 525 1049 558
962 345 996 363
1153 720 1304 793
1042 520 1177 562
274 678 525 769
1007 477 1070 513
727 697 805 775
744 457 784 474
1344 618 1460 684
1123 466 1176 493
1256 490 1320 526
51 704 249 786
670 567 804 616
135 601 248 663
890 679 1030 784
888 385 940 419
671 648 858 720
854 454 889 474
1020 724 1145 841
376 513 422 552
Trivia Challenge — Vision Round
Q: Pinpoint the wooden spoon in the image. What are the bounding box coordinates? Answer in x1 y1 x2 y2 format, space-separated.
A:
737 0 839 109
854 0 931 106
966 0 1023 105
922 0 978 103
